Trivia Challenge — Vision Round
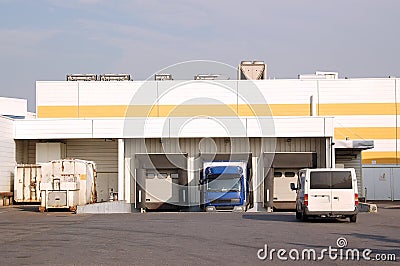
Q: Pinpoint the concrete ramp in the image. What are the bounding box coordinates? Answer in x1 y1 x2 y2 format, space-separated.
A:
76 201 133 214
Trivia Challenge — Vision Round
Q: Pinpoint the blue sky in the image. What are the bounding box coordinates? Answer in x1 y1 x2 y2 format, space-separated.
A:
1 0 400 111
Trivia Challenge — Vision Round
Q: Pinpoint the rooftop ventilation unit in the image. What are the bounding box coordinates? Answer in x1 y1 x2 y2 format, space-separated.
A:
298 71 339 79
194 74 223 80
155 74 173 81
99 74 131 81
66 74 97 81
238 61 266 80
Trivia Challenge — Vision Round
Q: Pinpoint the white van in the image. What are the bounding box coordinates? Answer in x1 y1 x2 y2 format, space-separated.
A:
290 168 359 222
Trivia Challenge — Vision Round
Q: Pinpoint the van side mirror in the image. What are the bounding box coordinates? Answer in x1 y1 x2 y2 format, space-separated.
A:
290 183 297 191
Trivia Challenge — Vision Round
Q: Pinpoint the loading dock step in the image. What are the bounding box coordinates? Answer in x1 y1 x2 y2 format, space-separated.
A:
76 201 133 214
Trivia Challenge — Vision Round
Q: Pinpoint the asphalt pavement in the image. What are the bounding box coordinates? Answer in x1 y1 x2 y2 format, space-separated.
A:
0 205 398 265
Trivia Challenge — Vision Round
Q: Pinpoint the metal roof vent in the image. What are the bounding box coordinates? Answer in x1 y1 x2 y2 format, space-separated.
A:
238 61 266 80
67 74 97 81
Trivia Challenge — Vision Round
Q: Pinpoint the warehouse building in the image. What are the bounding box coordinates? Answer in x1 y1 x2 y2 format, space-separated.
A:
1 64 399 209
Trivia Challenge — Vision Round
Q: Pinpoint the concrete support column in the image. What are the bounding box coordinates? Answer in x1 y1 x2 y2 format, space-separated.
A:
331 137 336 168
118 139 125 201
137 168 146 209
326 137 335 168
124 158 131 203
265 168 274 212
249 156 265 212
187 157 201 211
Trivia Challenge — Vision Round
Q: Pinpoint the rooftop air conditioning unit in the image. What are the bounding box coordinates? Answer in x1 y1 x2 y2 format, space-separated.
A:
194 74 223 80
298 71 338 80
99 74 131 81
155 74 173 81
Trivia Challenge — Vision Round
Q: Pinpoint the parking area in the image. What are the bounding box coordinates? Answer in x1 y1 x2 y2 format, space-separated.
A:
0 205 398 265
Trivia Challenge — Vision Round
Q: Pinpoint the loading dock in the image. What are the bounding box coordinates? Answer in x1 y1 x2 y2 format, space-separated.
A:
135 153 188 211
15 139 118 203
263 152 318 209
199 153 253 211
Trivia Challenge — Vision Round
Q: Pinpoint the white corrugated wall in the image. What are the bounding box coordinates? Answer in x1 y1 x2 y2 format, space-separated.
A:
335 150 363 197
65 139 118 202
274 138 327 167
0 117 15 196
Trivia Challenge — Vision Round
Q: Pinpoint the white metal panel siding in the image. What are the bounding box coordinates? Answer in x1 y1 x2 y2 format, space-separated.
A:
0 97 27 117
333 115 396 128
66 139 118 173
158 81 237 105
78 81 150 106
335 151 363 197
249 80 318 104
318 79 395 103
170 117 247 138
14 120 93 139
36 81 79 106
0 117 15 192
14 117 333 140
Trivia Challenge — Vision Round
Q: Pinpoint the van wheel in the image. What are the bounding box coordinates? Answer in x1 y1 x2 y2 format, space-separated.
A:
349 215 357 223
295 210 301 220
301 210 308 222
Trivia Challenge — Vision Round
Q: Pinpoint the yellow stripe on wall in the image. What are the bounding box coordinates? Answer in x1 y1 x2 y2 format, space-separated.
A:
362 151 399 164
334 127 396 140
38 104 310 118
36 102 399 118
268 104 310 116
37 106 79 118
319 103 396 116
79 105 127 117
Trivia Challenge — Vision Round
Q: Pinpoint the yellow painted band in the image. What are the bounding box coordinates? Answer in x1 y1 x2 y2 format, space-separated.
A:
319 103 396 116
37 102 399 118
37 104 310 118
334 127 397 140
37 106 79 118
362 151 399 164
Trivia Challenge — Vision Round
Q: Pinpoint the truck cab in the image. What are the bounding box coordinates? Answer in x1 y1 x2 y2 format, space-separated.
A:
291 168 359 222
200 161 249 212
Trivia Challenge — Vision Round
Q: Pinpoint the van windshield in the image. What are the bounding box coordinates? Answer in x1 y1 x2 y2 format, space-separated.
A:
310 171 352 189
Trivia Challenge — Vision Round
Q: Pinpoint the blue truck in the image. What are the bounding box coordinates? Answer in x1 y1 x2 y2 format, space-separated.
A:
200 161 251 212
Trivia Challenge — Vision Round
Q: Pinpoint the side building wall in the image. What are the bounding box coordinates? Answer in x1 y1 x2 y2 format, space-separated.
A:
0 116 15 205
